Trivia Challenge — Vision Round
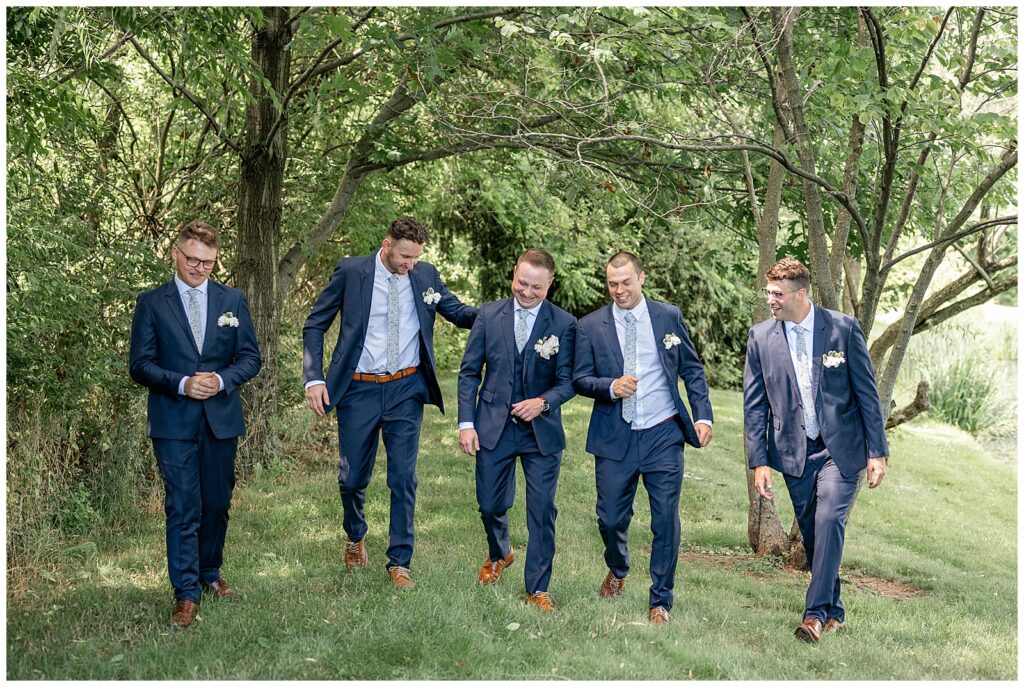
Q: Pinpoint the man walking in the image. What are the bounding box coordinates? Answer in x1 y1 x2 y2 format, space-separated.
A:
457 249 576 612
744 258 888 642
130 221 262 628
303 216 477 588
573 252 713 625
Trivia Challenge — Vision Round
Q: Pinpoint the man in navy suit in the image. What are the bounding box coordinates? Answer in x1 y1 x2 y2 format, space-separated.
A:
457 249 576 612
303 216 477 588
129 221 262 628
573 252 713 625
744 258 888 643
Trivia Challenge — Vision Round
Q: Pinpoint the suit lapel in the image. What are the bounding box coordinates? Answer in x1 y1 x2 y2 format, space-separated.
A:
524 300 552 378
204 281 224 353
500 297 516 369
772 320 801 400
601 304 625 372
164 281 199 355
358 255 375 338
811 306 828 397
648 301 675 382
407 265 430 335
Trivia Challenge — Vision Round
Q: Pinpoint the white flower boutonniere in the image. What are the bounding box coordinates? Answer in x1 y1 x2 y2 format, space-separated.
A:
823 350 846 368
534 335 560 360
663 333 682 350
422 287 441 305
217 312 240 328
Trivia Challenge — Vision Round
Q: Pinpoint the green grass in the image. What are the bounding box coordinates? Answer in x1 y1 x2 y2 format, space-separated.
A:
6 381 1017 679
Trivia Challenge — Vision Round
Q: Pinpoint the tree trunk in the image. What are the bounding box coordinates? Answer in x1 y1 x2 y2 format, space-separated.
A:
235 7 292 468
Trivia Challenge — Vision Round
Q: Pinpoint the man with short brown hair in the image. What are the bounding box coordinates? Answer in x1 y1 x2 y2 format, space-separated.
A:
130 221 262 628
744 257 888 642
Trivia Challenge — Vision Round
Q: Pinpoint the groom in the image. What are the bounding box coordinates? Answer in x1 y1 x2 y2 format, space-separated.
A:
129 221 262 628
744 258 888 642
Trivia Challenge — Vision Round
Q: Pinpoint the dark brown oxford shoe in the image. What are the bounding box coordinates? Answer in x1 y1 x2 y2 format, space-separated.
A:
168 599 199 629
795 617 823 643
599 571 626 599
201 578 241 601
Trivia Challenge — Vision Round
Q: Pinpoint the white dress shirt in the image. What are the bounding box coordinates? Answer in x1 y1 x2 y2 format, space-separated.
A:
783 303 816 379
355 250 422 374
459 299 542 432
174 275 223 396
609 297 712 431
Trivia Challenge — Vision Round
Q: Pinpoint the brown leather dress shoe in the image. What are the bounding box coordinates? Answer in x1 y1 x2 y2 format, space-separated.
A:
344 539 367 569
478 548 515 585
168 599 198 629
201 578 241 601
525 591 555 613
599 571 626 598
389 566 416 589
649 606 670 625
795 617 823 643
823 618 845 634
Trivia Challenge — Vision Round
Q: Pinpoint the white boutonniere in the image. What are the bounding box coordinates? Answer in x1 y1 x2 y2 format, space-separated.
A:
663 333 682 350
534 335 560 360
217 312 240 328
422 287 441 305
823 350 846 368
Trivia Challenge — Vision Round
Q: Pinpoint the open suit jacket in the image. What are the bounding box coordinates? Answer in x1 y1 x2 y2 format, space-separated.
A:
129 280 262 439
573 298 713 461
457 297 577 457
302 254 477 413
743 306 888 478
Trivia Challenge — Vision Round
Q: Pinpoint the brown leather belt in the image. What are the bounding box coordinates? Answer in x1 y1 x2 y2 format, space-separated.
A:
352 366 418 383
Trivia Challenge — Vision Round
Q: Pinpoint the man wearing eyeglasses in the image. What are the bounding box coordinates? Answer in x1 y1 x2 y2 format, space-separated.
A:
743 258 888 643
129 221 262 629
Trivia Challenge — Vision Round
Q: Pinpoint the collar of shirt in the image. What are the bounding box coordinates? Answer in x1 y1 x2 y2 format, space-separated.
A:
513 300 542 319
784 302 815 336
174 274 208 296
375 249 407 283
612 296 649 324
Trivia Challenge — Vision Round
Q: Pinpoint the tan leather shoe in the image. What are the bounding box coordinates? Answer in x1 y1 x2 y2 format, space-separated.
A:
168 599 198 629
201 578 241 601
823 618 845 634
525 591 555 613
795 617 823 643
344 539 367 569
478 548 515 585
599 571 626 598
649 606 669 625
389 566 416 589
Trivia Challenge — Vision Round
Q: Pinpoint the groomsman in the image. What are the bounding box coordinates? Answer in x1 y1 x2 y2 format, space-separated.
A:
744 258 888 642
303 216 477 588
457 249 576 612
573 252 713 625
130 221 262 628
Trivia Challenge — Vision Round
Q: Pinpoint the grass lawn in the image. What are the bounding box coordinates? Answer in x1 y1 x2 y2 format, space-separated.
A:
6 381 1017 679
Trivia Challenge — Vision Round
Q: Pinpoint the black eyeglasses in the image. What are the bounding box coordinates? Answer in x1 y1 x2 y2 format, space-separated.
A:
178 249 217 270
762 287 801 300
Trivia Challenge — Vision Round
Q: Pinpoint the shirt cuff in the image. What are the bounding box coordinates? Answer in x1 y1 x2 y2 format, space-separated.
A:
608 382 617 399
214 374 224 393
178 376 188 396
305 380 326 390
695 419 713 427
458 422 475 431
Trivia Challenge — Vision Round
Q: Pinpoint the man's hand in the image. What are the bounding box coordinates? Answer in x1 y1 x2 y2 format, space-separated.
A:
459 428 480 456
305 383 330 418
612 375 638 399
511 397 545 422
695 423 713 447
185 372 219 400
867 456 887 488
753 465 773 500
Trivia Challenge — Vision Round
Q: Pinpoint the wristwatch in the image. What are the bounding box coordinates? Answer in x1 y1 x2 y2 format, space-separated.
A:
539 397 550 413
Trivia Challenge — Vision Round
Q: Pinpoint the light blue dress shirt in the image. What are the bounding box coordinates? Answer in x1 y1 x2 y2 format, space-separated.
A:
173 275 224 396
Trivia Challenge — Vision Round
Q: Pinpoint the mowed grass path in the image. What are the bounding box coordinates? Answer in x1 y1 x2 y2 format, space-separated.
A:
7 382 1017 679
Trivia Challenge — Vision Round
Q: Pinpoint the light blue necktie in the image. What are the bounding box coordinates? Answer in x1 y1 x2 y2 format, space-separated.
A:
793 325 820 439
622 311 637 423
187 288 204 353
515 308 529 353
386 274 400 374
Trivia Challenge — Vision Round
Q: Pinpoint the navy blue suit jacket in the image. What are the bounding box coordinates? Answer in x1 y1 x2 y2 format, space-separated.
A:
129 280 262 440
743 306 889 478
302 254 477 414
573 298 713 461
457 298 577 456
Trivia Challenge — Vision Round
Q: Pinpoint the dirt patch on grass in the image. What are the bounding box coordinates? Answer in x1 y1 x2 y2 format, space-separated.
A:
680 551 924 599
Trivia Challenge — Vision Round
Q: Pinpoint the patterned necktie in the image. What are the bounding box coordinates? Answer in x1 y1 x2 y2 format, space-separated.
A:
793 325 820 440
622 311 637 423
187 288 204 353
515 308 529 353
386 274 400 374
